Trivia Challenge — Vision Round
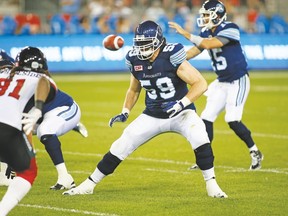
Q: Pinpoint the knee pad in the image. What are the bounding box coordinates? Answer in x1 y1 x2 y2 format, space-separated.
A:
40 134 56 145
97 151 122 176
16 157 38 185
194 143 214 170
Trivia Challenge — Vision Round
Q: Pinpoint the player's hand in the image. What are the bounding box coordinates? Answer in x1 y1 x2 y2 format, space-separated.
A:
168 21 185 35
162 101 184 118
5 166 16 179
22 107 42 135
109 112 129 127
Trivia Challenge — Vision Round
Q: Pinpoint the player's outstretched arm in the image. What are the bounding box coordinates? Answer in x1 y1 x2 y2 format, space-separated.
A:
168 22 191 40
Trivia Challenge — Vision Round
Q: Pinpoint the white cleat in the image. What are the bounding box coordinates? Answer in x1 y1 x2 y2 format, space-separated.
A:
63 178 95 195
188 164 199 170
206 178 228 198
50 174 76 190
250 150 264 170
73 122 88 138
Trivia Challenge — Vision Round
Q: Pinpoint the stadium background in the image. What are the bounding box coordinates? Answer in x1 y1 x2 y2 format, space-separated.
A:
0 0 287 72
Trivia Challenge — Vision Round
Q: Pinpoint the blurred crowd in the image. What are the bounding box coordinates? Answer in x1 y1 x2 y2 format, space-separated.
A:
0 0 288 36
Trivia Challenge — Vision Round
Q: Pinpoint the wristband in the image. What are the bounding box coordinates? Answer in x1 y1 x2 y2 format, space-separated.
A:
35 100 44 110
180 96 191 108
122 107 130 115
190 34 204 46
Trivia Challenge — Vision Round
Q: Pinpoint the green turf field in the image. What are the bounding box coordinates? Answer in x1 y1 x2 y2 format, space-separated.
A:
1 71 287 216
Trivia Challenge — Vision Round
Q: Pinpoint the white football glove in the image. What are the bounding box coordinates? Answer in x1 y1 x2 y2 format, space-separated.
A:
162 101 184 118
22 107 42 135
162 97 191 118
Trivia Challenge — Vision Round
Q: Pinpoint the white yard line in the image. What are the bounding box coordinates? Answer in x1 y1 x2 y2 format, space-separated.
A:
143 167 288 175
72 121 288 140
18 204 119 216
35 150 288 175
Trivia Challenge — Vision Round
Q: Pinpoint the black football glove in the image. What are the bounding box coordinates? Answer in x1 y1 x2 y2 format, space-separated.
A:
5 166 16 179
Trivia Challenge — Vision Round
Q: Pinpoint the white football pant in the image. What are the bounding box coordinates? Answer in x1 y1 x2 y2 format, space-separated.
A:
201 74 250 123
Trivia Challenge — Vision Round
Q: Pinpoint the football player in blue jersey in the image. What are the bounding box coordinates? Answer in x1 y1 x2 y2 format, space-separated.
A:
63 20 227 198
169 0 263 170
31 89 88 190
0 48 88 190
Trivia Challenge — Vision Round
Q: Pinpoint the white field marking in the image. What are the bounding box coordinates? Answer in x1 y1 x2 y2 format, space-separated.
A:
143 167 288 175
35 149 191 165
18 204 119 216
214 129 288 140
79 121 288 140
70 170 93 174
252 86 288 92
35 150 287 175
144 168 191 175
249 72 288 79
224 168 288 175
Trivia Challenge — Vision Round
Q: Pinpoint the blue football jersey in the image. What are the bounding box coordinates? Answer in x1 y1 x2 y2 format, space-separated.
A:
126 43 195 119
42 89 74 114
200 21 248 82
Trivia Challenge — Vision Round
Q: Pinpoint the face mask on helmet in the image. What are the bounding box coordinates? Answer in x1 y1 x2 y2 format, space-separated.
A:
15 46 48 72
197 0 227 29
133 20 164 60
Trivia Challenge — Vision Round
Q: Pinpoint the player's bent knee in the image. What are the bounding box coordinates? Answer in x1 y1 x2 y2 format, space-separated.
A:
97 151 122 176
194 143 214 170
16 157 38 185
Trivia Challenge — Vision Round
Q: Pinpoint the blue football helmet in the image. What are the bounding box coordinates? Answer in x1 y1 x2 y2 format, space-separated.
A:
15 46 48 71
133 20 164 60
0 49 14 67
197 0 227 29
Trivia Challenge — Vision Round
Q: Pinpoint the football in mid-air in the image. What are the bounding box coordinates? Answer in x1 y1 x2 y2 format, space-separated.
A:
102 34 124 51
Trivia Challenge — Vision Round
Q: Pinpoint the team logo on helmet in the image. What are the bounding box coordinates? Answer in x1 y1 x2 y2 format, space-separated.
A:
216 3 224 13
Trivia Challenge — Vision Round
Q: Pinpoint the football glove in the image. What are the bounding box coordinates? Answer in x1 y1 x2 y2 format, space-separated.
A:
109 112 129 127
162 100 185 118
5 166 16 179
22 107 42 135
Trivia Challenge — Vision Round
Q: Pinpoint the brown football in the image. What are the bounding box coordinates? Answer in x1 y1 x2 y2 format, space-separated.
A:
102 34 124 51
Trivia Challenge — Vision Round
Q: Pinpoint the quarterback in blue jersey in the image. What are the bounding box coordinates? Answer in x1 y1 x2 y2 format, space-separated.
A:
169 0 263 170
63 20 227 198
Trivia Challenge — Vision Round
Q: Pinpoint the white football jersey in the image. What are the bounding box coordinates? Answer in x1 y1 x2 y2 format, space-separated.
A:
0 68 50 130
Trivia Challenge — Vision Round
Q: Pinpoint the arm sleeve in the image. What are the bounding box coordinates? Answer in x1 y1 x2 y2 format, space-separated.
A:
170 44 187 67
217 23 240 42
